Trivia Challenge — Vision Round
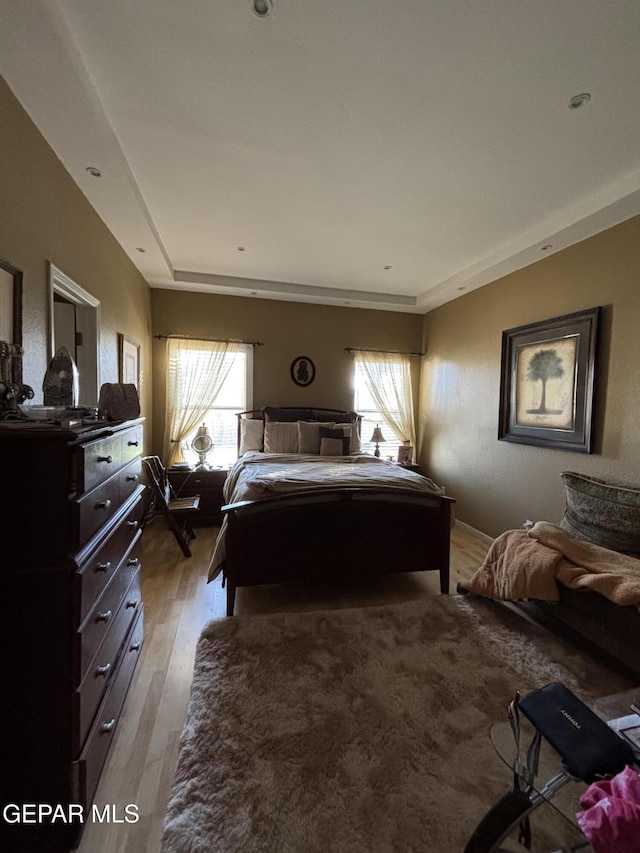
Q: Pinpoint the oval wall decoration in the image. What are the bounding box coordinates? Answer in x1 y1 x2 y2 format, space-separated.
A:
290 356 315 387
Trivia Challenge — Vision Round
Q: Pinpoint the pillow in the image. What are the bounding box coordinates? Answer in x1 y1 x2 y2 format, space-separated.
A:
262 406 313 423
298 420 335 455
239 418 264 454
319 427 350 456
264 421 299 453
559 471 640 558
332 422 361 454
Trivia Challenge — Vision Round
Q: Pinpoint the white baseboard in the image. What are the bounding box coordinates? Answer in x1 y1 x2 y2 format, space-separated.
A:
454 520 494 545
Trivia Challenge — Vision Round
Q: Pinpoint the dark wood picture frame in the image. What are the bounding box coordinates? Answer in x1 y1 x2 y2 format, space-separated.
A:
498 307 600 453
0 256 24 384
290 355 315 387
118 333 140 390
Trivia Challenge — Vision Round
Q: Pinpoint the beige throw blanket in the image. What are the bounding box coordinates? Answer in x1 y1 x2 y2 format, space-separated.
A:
465 521 640 607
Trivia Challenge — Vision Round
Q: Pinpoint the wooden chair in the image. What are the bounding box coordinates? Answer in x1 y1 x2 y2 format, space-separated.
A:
142 456 201 557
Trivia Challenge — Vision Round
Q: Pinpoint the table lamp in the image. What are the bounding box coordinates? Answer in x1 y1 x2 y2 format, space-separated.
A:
370 424 385 458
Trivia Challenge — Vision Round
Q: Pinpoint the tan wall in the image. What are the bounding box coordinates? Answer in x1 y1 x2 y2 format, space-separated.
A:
151 290 423 456
419 215 640 538
0 76 152 441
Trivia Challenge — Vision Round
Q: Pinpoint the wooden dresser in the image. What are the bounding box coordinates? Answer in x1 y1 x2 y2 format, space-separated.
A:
0 418 146 852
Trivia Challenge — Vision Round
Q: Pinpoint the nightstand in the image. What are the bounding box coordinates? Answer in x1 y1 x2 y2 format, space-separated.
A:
167 466 228 526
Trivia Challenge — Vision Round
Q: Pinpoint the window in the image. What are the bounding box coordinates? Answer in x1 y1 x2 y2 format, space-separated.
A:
354 361 402 458
352 351 416 460
164 339 253 468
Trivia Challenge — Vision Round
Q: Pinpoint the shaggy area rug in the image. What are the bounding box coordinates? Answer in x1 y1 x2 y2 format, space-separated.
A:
162 595 632 853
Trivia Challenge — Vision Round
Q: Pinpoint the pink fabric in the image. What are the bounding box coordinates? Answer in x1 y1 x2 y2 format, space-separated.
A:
576 765 640 853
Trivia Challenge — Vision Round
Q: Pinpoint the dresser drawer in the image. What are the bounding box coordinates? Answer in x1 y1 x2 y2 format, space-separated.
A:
75 458 143 547
74 492 145 625
72 569 142 755
71 606 144 811
74 544 142 684
77 433 123 495
121 424 144 466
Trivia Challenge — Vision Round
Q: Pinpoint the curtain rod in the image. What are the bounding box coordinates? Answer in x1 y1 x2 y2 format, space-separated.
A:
154 334 263 346
344 346 424 357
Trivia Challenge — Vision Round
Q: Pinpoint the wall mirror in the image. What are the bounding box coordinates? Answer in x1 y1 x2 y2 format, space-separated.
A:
0 256 23 385
48 263 101 405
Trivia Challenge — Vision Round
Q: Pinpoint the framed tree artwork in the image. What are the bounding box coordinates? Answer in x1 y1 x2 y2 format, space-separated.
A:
498 307 600 453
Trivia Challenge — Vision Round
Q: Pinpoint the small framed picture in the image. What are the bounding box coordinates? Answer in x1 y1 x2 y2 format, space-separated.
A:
398 446 413 466
118 333 140 389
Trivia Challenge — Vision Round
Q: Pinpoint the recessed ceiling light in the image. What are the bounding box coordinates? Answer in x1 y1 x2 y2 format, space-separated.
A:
250 0 273 18
384 265 392 270
135 247 146 253
569 93 591 110
541 244 553 251
86 166 102 177
237 246 246 252
458 286 466 291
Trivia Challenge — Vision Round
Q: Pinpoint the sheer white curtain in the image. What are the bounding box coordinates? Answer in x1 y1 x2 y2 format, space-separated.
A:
353 350 416 448
163 338 238 466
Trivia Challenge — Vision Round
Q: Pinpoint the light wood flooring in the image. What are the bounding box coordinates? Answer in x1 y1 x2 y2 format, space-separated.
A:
77 522 489 853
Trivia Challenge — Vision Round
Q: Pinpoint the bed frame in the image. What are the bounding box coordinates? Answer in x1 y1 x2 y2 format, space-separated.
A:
221 408 455 615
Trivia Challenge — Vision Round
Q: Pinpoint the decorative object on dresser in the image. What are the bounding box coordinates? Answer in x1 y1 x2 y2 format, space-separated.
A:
167 464 228 526
43 345 79 406
98 382 141 421
142 455 201 557
498 307 600 453
0 418 146 853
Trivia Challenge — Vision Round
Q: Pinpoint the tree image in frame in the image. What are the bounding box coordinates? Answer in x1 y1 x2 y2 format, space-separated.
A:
526 348 565 414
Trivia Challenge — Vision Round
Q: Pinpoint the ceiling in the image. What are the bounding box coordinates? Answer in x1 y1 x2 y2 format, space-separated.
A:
2 1 640 313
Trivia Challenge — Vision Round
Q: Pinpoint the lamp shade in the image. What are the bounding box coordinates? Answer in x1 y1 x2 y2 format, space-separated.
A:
370 426 385 443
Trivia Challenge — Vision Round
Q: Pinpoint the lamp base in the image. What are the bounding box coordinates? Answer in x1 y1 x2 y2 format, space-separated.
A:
374 445 380 457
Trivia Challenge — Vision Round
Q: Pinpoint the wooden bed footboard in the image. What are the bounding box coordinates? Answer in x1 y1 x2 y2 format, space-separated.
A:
221 488 455 616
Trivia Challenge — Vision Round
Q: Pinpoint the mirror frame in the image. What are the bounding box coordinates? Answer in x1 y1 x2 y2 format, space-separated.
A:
0 256 23 384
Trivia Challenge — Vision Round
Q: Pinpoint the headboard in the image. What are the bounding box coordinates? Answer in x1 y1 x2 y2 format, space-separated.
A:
236 407 362 456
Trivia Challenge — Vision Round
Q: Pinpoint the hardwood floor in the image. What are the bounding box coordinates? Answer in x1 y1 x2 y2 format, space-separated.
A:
76 522 489 853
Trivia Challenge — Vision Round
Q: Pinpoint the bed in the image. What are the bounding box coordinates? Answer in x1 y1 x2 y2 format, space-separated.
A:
208 407 455 615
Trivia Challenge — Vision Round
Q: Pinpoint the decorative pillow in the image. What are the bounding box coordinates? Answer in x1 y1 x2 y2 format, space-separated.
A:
298 420 335 455
264 421 299 454
262 406 313 423
239 418 264 455
559 471 640 557
319 427 351 456
332 422 361 454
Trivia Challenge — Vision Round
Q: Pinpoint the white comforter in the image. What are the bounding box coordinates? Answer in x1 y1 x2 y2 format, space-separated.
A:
208 452 445 581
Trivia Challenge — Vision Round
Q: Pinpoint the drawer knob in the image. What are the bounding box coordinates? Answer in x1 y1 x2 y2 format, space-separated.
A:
101 718 116 734
126 599 138 609
96 561 112 573
126 474 138 482
127 440 139 447
97 454 113 464
96 663 111 678
127 557 139 567
95 499 112 510
96 610 112 623
130 641 141 652
127 520 139 529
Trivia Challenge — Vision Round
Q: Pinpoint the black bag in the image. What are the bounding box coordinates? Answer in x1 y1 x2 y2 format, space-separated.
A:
518 682 634 783
98 383 140 421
